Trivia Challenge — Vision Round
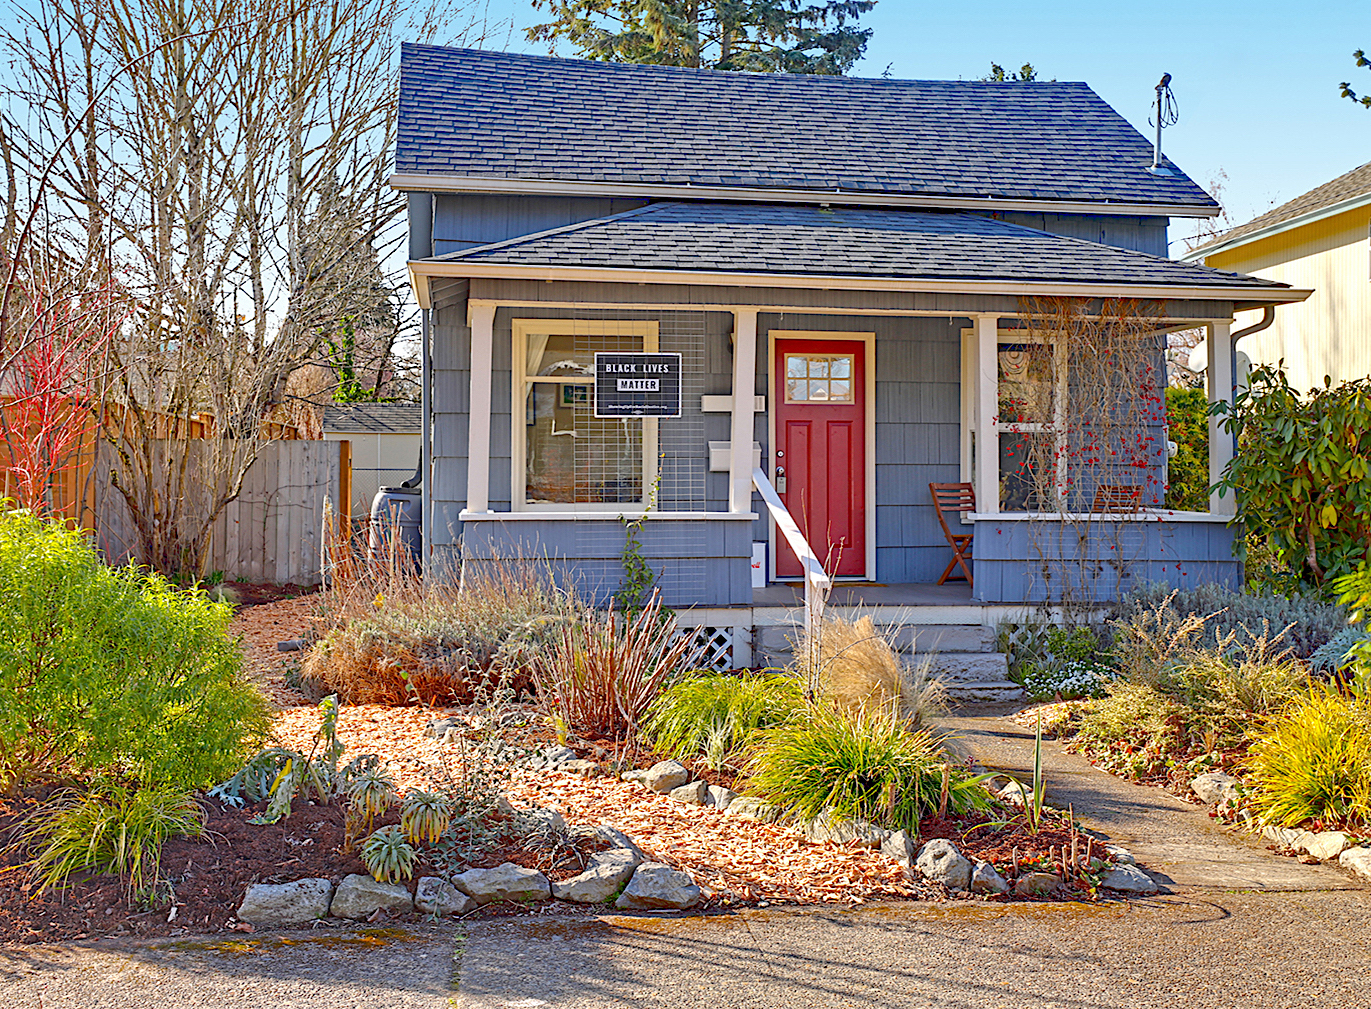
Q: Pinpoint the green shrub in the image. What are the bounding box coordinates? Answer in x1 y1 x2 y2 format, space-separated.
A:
746 704 992 834
1215 364 1371 587
1008 625 1115 700
1164 386 1209 512
0 510 269 791
642 672 803 770
19 782 203 895
1245 688 1371 828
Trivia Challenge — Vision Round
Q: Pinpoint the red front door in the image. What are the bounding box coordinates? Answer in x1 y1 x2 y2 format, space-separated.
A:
774 338 866 579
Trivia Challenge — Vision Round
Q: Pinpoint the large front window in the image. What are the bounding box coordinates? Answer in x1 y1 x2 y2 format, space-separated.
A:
512 319 658 509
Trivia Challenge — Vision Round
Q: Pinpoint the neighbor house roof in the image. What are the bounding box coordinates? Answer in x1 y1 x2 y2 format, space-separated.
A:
322 403 422 434
394 45 1219 216
420 202 1291 294
1184 160 1371 260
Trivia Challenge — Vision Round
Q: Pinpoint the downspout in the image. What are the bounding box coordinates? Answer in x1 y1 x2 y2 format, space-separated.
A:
1227 305 1276 457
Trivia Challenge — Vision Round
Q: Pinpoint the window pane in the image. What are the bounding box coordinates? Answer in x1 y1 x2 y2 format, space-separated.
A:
786 355 808 378
809 380 829 401
525 386 642 504
830 357 851 379
829 379 850 401
809 359 830 379
783 354 855 404
999 432 1053 511
528 332 644 378
786 377 808 401
998 342 1055 426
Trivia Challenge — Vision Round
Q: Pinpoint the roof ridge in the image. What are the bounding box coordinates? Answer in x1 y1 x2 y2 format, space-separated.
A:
427 203 673 262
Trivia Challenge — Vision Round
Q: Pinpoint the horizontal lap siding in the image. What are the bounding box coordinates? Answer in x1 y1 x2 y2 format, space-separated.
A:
461 519 753 607
971 519 1241 604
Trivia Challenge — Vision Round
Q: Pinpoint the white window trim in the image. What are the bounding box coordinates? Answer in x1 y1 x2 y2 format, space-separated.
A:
962 328 1069 511
510 318 659 513
765 329 877 582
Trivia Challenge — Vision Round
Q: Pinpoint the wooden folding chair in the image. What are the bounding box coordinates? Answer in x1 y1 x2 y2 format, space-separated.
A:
930 482 976 588
1091 484 1143 513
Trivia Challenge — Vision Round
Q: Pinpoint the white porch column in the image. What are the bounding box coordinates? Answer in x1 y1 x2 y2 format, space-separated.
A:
974 313 1000 514
465 303 496 514
729 309 759 513
1207 318 1235 516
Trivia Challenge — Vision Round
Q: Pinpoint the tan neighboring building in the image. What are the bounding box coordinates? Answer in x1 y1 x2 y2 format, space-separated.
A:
1185 162 1371 392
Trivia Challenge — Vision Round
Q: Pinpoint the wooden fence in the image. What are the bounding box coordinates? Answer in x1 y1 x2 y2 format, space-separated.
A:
94 440 349 585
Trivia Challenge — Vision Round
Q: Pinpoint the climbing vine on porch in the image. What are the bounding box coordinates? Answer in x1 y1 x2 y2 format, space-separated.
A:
1007 296 1169 612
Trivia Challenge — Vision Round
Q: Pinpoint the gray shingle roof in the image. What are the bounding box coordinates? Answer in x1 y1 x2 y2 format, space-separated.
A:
397 45 1218 211
431 202 1286 290
323 403 422 434
1190 160 1371 254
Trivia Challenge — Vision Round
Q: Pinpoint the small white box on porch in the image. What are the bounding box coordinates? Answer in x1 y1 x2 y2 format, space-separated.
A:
709 441 762 472
751 541 767 588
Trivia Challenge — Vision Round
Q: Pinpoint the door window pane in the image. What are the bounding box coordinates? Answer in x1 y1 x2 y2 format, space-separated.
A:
783 354 856 404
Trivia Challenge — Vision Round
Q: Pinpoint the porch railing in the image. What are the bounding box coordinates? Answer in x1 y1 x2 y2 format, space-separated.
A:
752 467 830 637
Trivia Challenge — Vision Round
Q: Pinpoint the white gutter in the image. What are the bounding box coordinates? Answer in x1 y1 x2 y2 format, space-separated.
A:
1182 190 1371 262
406 259 1312 310
388 173 1221 220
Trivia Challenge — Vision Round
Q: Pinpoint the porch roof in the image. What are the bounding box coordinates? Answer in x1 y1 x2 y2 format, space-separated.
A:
417 202 1299 298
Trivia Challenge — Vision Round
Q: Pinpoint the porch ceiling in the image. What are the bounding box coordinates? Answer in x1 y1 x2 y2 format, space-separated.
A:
412 202 1308 305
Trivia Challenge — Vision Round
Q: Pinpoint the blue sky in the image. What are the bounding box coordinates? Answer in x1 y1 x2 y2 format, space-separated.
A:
483 0 1371 251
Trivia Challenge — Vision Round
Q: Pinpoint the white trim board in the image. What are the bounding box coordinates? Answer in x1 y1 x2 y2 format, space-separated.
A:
1182 190 1371 262
389 173 1222 219
766 329 878 583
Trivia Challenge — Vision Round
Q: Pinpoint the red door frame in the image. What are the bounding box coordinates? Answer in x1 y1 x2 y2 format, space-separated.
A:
772 336 868 580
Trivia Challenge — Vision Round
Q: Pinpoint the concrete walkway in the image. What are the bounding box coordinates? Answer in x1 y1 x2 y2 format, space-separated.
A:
937 704 1362 892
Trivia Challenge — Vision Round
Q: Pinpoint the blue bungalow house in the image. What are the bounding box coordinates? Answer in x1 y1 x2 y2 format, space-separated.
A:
393 45 1308 683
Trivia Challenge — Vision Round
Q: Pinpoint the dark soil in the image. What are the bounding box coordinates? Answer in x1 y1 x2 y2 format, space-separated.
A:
228 582 320 608
0 793 604 946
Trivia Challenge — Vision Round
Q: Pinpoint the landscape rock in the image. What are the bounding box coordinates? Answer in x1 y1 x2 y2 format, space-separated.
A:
414 876 476 917
1100 863 1159 894
997 780 1028 807
552 850 642 903
1104 844 1136 865
1190 771 1241 805
970 860 1010 895
722 796 783 823
669 780 709 805
236 878 333 926
1013 872 1062 896
1298 831 1352 861
536 745 578 769
276 638 307 652
1262 824 1317 850
520 807 569 834
1339 846 1371 882
804 812 888 848
614 862 701 910
620 768 650 784
452 863 551 905
881 829 915 866
556 759 602 778
641 760 690 793
915 839 971 890
705 785 737 810
424 717 461 740
329 874 414 920
596 824 651 862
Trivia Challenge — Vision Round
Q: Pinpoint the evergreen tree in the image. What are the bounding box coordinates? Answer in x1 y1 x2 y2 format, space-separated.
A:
527 0 876 75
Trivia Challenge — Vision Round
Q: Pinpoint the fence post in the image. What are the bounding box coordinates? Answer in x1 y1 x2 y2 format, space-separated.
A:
339 439 352 527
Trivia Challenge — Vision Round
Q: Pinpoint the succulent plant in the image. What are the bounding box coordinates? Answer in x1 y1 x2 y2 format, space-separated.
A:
360 825 416 884
400 790 453 845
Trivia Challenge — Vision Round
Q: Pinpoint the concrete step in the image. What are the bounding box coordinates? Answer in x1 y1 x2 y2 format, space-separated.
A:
927 652 1011 684
944 680 1026 703
887 624 995 654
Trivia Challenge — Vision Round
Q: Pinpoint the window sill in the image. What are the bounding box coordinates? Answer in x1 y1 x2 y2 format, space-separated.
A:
968 510 1231 523
460 510 759 522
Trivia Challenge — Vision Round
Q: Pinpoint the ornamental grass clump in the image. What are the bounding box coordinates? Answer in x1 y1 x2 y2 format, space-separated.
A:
18 783 204 896
1244 687 1371 829
533 591 696 740
798 615 948 727
642 672 804 770
746 704 992 835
